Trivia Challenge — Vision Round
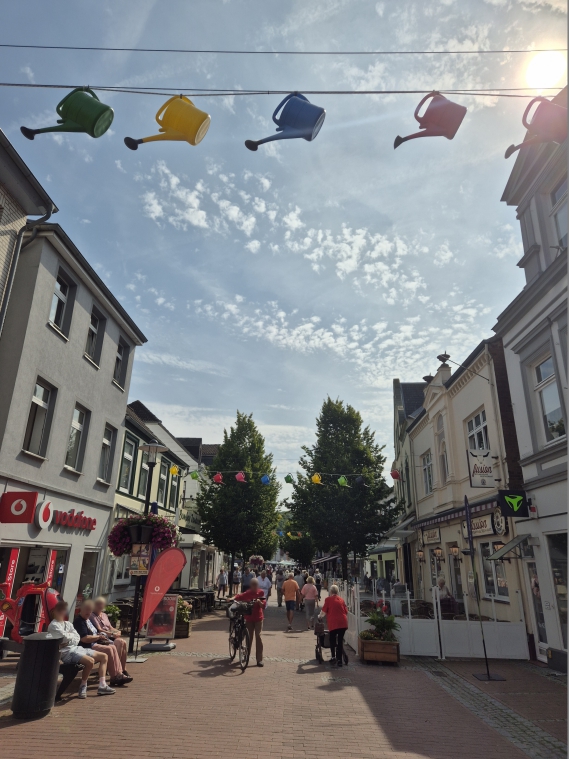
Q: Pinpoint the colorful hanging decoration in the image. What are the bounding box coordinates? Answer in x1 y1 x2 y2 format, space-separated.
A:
212 472 223 484
124 95 211 151
169 465 179 476
21 87 114 141
390 469 401 480
235 471 247 483
190 471 200 480
505 96 567 158
311 473 324 485
337 475 350 488
355 476 367 487
245 92 326 151
394 92 467 149
260 474 271 485
284 473 294 484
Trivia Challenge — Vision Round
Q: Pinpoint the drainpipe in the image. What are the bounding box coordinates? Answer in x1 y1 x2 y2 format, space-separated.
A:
0 205 53 338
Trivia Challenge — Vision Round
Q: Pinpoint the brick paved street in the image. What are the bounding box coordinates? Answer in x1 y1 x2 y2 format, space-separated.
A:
0 594 566 759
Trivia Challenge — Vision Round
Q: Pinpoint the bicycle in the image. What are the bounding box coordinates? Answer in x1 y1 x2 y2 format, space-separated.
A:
228 601 254 670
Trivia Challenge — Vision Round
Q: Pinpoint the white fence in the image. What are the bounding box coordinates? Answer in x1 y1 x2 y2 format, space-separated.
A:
339 581 529 660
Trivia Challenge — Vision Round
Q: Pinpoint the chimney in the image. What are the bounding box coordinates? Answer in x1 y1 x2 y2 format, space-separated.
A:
435 353 452 383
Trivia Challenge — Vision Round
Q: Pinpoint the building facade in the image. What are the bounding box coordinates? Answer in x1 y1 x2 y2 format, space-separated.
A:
494 94 567 664
0 222 146 620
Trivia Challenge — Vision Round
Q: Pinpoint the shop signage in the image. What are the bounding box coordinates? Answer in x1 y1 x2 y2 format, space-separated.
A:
461 510 507 538
0 549 19 637
146 594 178 640
129 544 151 576
0 491 96 532
497 490 530 518
466 449 494 488
44 550 57 585
422 527 441 545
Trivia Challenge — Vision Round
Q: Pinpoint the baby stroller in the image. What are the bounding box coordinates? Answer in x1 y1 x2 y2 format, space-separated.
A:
314 621 348 665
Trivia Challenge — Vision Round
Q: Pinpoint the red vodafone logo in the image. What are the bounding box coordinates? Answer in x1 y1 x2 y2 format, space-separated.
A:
35 500 53 529
0 491 39 524
0 492 96 532
54 509 96 532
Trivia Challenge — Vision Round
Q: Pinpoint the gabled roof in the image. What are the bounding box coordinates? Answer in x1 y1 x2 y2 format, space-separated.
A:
0 129 57 215
126 404 162 442
128 400 161 424
400 382 426 419
202 444 220 457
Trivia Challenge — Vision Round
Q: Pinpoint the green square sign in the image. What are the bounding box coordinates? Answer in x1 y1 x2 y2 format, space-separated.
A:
498 490 529 518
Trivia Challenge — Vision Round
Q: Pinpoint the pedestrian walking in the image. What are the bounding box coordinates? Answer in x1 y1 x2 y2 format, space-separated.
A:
233 567 242 594
217 568 228 598
230 577 266 667
314 570 323 602
282 572 300 631
301 576 319 629
319 584 348 667
275 568 285 607
257 570 272 611
242 567 253 591
294 569 304 589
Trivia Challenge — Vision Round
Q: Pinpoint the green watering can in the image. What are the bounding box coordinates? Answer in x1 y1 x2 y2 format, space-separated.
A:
21 88 114 140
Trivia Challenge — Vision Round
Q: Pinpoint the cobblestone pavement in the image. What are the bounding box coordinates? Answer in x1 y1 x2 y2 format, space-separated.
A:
0 593 565 759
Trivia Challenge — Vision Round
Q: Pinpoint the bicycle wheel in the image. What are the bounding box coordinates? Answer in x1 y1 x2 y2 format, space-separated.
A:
239 626 251 671
228 621 237 662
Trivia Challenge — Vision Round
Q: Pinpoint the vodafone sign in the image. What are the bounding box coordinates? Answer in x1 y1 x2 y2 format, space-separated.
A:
0 492 96 532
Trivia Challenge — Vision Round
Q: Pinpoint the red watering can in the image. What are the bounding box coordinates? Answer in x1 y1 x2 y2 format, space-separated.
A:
213 472 223 484
505 96 567 159
235 471 247 483
394 92 467 149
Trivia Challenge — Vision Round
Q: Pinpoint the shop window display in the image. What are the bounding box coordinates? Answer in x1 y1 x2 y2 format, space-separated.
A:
547 532 567 649
76 551 98 608
480 542 509 599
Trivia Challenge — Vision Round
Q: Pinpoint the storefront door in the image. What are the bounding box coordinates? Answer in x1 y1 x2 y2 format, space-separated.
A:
547 532 567 652
75 551 99 608
526 561 548 660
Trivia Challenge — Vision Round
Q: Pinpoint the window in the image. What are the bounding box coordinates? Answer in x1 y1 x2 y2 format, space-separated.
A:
157 459 169 505
467 410 489 450
98 425 115 482
119 436 137 492
535 357 565 442
49 275 69 330
480 541 509 599
547 532 567 649
551 178 567 252
65 405 87 471
436 415 448 484
422 452 433 495
138 451 149 498
23 381 53 456
85 308 105 364
168 472 179 510
113 339 129 387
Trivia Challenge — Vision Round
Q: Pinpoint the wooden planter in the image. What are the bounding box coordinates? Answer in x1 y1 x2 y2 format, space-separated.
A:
358 638 400 663
175 621 191 638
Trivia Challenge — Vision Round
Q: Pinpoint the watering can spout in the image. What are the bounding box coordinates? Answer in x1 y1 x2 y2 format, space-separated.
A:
124 131 189 150
394 128 447 149
20 121 86 140
245 130 305 151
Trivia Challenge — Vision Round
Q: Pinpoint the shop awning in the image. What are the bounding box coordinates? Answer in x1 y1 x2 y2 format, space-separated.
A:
367 541 398 557
488 534 528 561
384 515 415 539
312 554 340 565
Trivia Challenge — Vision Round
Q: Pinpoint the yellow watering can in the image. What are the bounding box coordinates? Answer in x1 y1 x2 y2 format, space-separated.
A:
124 95 211 151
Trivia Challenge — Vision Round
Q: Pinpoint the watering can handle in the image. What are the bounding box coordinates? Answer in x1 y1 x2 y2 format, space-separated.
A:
155 95 191 126
56 87 100 117
522 97 547 130
414 92 438 123
272 92 308 126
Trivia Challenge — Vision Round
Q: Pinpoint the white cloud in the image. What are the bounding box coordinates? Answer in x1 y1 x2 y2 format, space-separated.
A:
433 243 454 267
246 240 261 253
115 160 127 173
20 66 35 83
142 191 164 221
135 351 229 377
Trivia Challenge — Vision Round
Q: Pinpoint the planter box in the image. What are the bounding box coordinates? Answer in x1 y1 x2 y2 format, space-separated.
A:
175 621 191 638
358 638 400 663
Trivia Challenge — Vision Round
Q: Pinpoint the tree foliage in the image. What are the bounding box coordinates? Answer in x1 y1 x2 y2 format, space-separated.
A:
279 532 315 567
289 397 397 579
196 411 280 570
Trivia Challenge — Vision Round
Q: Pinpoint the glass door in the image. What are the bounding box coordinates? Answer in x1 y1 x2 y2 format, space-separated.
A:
526 561 548 660
75 551 99 609
547 533 567 650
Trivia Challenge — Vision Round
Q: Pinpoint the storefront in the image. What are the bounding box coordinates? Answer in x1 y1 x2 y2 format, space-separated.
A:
0 485 111 633
176 534 221 590
413 497 523 623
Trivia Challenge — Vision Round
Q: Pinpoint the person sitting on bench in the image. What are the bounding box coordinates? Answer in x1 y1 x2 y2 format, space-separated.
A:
48 601 115 698
90 597 129 678
74 601 133 687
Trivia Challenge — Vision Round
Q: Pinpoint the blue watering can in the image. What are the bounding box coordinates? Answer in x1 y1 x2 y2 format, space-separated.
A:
245 93 326 151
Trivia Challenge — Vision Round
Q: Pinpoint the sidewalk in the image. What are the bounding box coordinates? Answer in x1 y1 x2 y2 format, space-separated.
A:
0 592 565 759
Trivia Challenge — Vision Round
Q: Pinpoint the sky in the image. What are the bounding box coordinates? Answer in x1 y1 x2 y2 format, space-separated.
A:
1 0 566 496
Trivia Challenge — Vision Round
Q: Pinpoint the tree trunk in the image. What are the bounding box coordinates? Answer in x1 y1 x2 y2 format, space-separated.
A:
228 552 235 589
341 547 348 580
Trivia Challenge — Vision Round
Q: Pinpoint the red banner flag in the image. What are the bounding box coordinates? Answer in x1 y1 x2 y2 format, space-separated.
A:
139 547 186 631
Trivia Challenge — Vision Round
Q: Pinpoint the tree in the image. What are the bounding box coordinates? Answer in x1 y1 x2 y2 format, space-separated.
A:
279 532 315 567
196 411 280 579
289 397 397 579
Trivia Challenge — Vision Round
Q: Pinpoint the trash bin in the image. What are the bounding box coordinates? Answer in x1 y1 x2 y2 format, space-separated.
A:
11 631 62 719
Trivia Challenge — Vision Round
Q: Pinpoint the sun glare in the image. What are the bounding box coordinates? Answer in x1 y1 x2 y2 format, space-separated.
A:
526 50 567 90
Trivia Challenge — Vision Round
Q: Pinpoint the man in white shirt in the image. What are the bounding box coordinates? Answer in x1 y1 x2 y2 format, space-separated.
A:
257 570 272 611
294 571 305 589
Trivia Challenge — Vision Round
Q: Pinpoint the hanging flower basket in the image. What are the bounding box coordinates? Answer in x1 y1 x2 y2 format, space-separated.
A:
108 514 180 557
248 555 264 566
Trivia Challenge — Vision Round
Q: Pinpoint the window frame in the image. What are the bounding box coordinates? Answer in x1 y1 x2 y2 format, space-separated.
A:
168 471 179 511
533 355 566 445
157 458 170 506
118 434 138 494
422 452 433 496
549 178 568 254
137 450 149 498
23 380 55 458
48 269 76 337
98 424 116 483
466 409 490 451
113 338 130 388
479 541 510 601
85 306 106 365
64 403 89 472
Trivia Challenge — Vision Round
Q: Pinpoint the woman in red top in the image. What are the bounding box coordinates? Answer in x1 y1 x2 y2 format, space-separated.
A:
320 584 348 667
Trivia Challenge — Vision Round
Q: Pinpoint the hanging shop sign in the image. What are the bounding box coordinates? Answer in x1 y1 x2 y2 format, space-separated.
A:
129 544 151 576
461 509 508 539
466 449 494 488
0 491 96 532
422 527 441 545
497 490 530 519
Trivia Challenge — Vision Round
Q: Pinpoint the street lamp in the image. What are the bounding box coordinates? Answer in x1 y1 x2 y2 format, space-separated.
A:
416 549 425 563
450 545 462 563
433 546 446 562
128 438 168 654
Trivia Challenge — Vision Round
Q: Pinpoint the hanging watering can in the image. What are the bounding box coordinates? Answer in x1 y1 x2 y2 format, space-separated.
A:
235 471 247 483
124 95 211 151
213 472 223 484
245 92 326 151
337 475 350 488
284 473 294 484
190 470 200 480
505 96 567 158
260 474 271 485
311 473 324 485
394 92 467 149
20 87 114 141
